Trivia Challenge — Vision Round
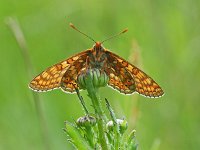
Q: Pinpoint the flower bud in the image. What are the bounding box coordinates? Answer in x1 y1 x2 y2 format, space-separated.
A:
106 119 128 134
76 115 96 128
77 68 109 89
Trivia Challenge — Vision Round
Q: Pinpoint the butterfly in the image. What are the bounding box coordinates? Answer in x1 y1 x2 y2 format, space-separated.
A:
29 23 164 98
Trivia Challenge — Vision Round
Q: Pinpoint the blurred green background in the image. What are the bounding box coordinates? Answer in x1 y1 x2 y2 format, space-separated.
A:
1 0 200 149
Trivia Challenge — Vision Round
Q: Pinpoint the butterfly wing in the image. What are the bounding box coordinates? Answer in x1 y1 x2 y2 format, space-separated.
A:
29 50 90 92
104 62 136 94
105 50 164 98
60 56 88 93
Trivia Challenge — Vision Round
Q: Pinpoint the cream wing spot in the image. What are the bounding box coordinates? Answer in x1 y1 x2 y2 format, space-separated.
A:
54 74 59 78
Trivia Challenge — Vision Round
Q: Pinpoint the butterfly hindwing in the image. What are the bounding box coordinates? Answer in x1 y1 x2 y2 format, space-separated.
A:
104 60 136 94
60 52 90 93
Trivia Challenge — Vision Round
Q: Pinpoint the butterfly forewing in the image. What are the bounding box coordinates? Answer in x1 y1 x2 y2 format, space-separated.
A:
29 50 90 92
105 50 164 98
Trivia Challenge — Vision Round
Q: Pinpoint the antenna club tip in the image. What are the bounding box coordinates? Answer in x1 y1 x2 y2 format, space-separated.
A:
122 28 128 33
69 23 75 29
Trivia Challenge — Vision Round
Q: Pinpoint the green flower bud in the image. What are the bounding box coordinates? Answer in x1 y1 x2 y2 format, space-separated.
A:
106 119 128 134
77 68 109 89
76 115 96 128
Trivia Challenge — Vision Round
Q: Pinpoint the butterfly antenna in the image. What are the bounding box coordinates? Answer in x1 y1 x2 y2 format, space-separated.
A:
70 23 96 43
101 28 128 44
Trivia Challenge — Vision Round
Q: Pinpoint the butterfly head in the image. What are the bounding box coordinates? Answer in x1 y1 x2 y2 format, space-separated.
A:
93 41 104 52
95 41 101 48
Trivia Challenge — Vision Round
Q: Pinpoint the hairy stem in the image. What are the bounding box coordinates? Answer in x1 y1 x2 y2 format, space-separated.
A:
84 72 108 150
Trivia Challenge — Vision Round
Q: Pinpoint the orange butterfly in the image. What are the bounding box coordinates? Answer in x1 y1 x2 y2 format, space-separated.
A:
29 23 164 98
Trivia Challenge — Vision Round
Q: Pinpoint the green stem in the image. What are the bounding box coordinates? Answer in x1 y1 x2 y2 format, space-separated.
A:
75 88 89 115
85 72 108 150
105 98 120 149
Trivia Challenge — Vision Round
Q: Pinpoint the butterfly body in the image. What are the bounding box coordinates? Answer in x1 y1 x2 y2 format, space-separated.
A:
29 42 164 98
88 42 107 69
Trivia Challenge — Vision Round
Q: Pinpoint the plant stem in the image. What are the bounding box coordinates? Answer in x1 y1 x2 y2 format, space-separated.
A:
105 98 120 149
75 88 89 115
85 72 108 150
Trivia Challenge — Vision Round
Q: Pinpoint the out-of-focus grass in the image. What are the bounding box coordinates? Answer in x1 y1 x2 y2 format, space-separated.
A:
0 0 200 150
